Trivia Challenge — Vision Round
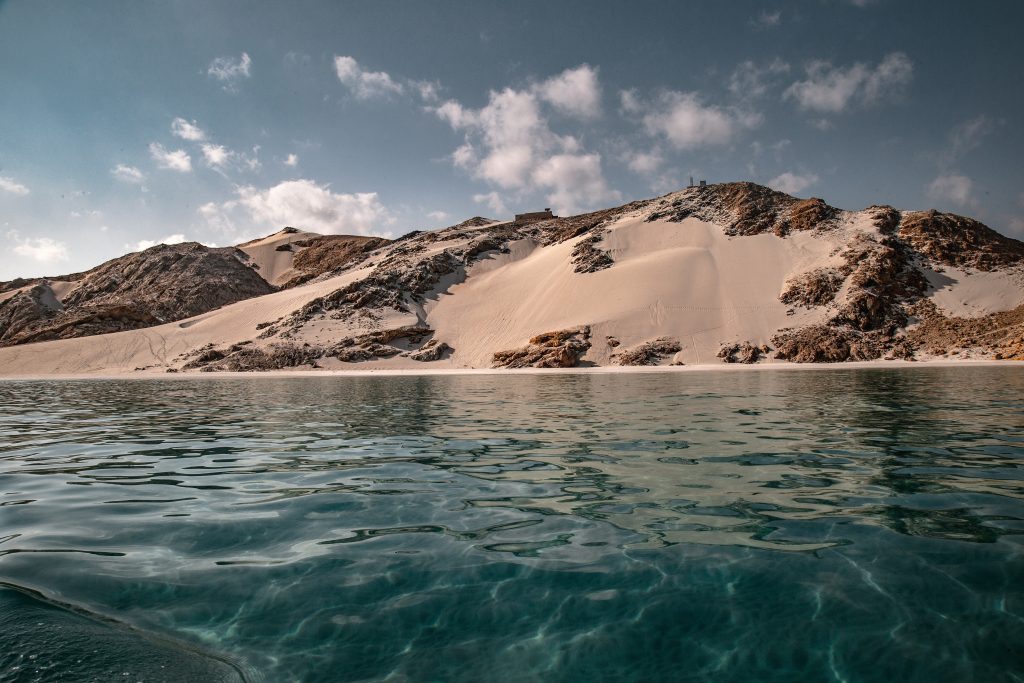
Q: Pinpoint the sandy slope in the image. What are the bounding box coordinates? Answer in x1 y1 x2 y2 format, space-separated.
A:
2 186 1024 376
0 265 373 375
237 229 321 286
427 216 838 366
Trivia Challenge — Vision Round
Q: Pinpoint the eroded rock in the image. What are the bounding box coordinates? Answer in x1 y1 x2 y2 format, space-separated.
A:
492 327 592 368
616 337 681 365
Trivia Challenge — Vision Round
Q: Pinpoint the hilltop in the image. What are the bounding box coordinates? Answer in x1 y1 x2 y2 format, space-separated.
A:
1 182 1022 375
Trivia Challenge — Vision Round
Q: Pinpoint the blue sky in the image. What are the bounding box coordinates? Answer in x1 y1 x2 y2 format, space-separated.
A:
1 0 1022 279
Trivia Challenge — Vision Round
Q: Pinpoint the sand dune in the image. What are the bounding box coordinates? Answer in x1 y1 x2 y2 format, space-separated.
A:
2 182 1023 375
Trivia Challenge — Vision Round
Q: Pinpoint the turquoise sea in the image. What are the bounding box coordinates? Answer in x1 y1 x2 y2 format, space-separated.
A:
1 368 1022 682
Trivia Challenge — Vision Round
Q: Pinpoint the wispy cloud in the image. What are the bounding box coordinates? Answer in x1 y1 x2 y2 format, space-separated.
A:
625 90 760 150
110 164 145 185
473 191 506 216
207 52 252 91
784 52 913 113
927 173 974 207
284 153 299 167
0 176 30 195
149 143 192 172
171 117 206 141
768 172 819 195
729 59 790 100
334 56 405 99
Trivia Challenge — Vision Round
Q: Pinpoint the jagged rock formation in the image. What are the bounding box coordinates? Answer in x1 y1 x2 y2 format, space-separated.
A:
718 342 771 364
616 338 682 365
3 181 1023 373
0 243 273 346
492 327 592 368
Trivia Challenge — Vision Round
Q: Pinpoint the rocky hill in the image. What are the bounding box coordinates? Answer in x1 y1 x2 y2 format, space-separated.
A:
0 243 273 346
1 182 1022 374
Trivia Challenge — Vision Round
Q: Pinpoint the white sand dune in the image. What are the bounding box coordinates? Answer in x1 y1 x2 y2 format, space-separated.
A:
2 188 1023 376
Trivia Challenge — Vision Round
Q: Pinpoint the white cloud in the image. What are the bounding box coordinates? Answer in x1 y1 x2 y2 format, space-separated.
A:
12 236 68 263
536 64 602 119
333 55 405 99
284 153 299 167
207 53 251 90
636 91 760 150
927 174 973 207
729 59 790 100
111 164 145 184
229 179 392 235
532 153 620 215
625 150 664 175
431 70 617 214
0 176 30 195
768 172 820 195
784 52 913 113
201 143 231 169
171 117 206 141
149 142 192 172
427 210 450 222
473 192 507 216
131 234 187 252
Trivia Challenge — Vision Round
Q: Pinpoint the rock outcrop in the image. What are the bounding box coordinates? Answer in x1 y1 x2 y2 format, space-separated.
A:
616 337 682 365
492 327 592 368
0 243 273 346
717 342 771 364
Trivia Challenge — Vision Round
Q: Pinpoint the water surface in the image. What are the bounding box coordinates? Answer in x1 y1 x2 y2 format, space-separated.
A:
1 368 1023 681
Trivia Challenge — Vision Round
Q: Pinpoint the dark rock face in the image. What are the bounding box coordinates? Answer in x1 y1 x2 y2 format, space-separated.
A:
645 182 839 236
409 339 452 362
717 342 770 364
907 299 1024 360
0 243 273 346
492 327 592 368
897 210 1024 271
570 231 614 273
616 337 682 365
779 269 844 308
281 235 389 288
0 285 60 344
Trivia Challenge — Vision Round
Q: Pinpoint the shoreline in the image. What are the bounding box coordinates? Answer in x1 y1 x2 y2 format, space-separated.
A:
0 358 1019 381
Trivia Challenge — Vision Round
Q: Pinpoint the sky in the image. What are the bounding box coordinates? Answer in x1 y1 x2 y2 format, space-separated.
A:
1 0 1023 280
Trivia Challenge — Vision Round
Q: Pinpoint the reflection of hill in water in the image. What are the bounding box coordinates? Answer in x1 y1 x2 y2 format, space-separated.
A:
5 368 1020 556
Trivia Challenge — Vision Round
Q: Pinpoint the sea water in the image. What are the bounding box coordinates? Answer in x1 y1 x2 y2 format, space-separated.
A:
1 368 1022 682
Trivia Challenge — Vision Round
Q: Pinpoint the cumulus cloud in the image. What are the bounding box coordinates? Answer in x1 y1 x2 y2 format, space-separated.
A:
12 236 68 263
149 142 192 172
200 143 230 169
427 210 450 223
111 164 145 184
284 153 299 167
784 52 913 113
228 179 392 235
431 71 617 214
768 172 820 195
927 174 973 207
473 192 507 216
536 64 602 119
171 117 206 141
207 53 252 90
0 176 30 195
131 234 187 252
334 56 405 99
632 91 760 150
729 58 790 100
